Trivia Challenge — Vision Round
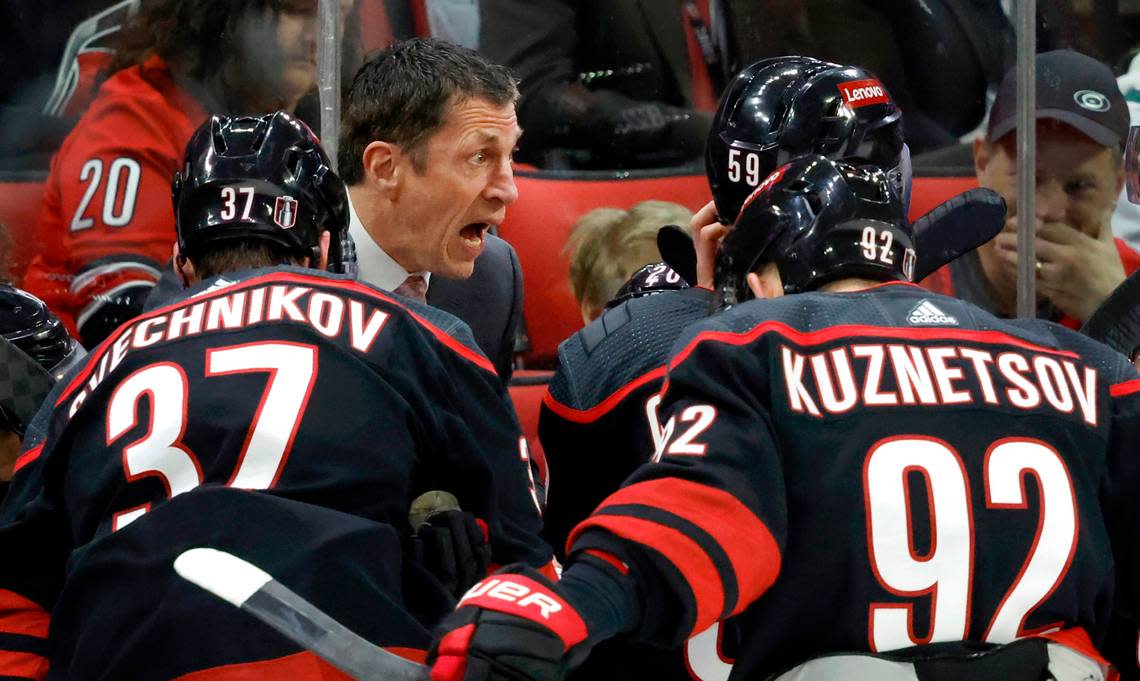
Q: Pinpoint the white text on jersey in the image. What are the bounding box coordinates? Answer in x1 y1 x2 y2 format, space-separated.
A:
67 284 391 417
781 343 1098 426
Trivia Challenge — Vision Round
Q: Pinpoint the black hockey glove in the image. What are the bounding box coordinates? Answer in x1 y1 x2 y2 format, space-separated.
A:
427 565 594 681
408 508 492 599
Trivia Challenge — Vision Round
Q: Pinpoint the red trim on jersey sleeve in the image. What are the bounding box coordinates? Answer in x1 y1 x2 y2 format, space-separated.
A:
669 320 1080 372
569 513 723 635
11 445 44 475
170 650 368 680
579 478 780 618
1033 626 1110 669
0 590 50 638
1110 379 1140 397
541 366 667 423
0 651 49 680
584 549 630 575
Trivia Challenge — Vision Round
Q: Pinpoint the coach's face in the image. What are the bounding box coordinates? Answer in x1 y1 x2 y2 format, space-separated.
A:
393 96 521 278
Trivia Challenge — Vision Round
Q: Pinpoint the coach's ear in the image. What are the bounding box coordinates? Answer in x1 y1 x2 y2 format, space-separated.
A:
746 262 784 300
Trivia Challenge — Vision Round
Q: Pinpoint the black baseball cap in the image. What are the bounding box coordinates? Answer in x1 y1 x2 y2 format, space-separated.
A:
987 49 1129 149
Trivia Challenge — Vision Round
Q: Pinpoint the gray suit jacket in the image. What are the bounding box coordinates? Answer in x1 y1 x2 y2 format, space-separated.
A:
427 233 523 383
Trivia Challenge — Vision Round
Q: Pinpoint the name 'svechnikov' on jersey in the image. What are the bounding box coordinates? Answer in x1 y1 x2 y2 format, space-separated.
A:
63 280 392 417
782 339 1098 425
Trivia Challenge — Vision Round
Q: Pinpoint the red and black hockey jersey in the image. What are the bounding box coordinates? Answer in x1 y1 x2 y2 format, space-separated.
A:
0 267 552 681
540 286 713 557
540 287 715 681
568 281 1140 680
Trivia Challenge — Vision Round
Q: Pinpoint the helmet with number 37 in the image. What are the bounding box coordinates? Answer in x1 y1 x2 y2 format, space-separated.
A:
714 154 915 309
172 112 349 269
706 57 906 225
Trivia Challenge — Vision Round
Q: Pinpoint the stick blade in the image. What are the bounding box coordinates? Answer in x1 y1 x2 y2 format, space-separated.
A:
912 187 1006 281
174 547 272 608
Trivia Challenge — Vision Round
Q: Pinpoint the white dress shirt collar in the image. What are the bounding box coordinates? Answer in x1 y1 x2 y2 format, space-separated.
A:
347 193 431 292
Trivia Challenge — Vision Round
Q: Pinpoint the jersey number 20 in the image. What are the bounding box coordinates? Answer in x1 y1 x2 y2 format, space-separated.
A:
105 341 317 530
864 435 1077 651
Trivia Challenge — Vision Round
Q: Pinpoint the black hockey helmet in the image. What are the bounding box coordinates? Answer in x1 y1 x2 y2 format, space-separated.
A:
605 261 690 310
172 111 349 269
714 154 915 308
706 57 906 224
0 285 85 436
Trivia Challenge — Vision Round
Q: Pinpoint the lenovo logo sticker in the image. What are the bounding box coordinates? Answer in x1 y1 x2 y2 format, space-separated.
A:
838 79 888 108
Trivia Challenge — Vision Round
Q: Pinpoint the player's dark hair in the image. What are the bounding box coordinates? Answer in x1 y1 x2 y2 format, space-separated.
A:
338 38 518 183
192 241 306 279
107 0 305 115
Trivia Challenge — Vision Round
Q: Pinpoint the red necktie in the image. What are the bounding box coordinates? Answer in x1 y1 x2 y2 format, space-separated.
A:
394 274 428 304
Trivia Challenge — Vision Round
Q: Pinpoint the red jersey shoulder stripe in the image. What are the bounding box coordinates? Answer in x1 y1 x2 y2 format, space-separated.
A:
670 320 1080 372
58 271 498 404
11 446 44 476
541 366 667 424
1110 378 1140 397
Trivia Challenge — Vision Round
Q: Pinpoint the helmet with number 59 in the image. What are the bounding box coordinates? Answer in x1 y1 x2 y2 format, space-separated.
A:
172 111 349 270
714 154 915 309
706 57 906 225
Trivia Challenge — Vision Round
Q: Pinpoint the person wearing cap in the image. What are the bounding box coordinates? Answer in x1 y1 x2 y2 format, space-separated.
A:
922 49 1140 328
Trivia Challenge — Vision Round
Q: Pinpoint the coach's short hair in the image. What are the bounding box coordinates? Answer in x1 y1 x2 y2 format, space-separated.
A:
338 38 518 183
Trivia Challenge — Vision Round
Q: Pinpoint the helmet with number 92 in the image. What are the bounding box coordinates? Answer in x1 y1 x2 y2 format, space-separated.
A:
714 154 915 309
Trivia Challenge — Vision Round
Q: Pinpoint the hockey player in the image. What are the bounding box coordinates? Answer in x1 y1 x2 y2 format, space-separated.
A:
540 56 907 559
0 112 551 681
0 286 84 495
428 155 1140 681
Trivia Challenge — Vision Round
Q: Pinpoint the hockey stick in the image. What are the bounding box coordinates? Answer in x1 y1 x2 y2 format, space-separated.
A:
911 187 1006 281
174 548 430 681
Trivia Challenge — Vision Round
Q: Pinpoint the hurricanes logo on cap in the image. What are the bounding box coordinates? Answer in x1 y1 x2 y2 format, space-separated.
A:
274 196 298 229
1074 90 1110 112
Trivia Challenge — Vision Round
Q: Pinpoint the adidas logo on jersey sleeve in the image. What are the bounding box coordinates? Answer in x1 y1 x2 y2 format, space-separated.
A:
907 300 958 326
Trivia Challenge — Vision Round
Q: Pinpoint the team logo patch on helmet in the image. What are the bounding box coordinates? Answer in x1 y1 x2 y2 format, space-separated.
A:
838 79 889 108
274 196 298 229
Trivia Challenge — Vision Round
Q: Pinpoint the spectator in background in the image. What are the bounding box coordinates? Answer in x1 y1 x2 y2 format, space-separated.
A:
480 0 722 170
729 0 1013 154
338 38 524 382
922 49 1140 328
22 0 354 349
566 200 693 324
1109 50 1140 250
